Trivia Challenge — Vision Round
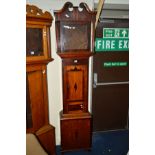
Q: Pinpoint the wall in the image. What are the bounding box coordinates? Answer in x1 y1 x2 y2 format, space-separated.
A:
26 0 94 145
94 0 129 4
105 0 129 4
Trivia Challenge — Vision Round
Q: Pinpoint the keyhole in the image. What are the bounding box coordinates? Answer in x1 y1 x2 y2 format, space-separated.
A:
75 131 78 139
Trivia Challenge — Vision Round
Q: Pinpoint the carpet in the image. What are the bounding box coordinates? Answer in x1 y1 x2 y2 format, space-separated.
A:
56 130 129 155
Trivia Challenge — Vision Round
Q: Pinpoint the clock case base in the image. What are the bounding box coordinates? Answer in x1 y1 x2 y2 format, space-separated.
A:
60 111 92 153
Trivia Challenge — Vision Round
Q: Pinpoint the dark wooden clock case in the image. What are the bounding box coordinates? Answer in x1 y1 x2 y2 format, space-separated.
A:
54 2 96 153
26 4 56 155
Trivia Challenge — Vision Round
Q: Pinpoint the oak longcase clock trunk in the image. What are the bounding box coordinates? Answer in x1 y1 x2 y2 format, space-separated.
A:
54 2 96 153
63 59 89 114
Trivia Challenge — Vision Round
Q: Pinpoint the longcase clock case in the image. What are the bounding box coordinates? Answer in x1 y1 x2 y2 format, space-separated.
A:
26 4 56 155
54 2 96 153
